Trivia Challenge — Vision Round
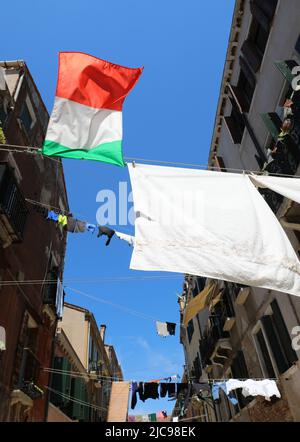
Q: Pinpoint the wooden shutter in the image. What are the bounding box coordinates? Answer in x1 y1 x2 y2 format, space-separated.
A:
250 0 277 31
241 40 262 73
224 116 243 144
260 112 282 140
229 84 250 113
274 60 298 85
261 315 289 374
271 300 298 365
50 357 71 407
71 377 86 421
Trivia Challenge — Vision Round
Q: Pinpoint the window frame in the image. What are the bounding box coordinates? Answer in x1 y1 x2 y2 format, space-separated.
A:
252 320 279 378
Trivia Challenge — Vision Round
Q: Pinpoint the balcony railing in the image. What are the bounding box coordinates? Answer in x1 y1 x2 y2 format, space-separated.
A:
0 163 28 241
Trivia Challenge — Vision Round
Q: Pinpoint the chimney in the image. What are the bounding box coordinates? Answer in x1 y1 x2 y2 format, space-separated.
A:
100 324 106 342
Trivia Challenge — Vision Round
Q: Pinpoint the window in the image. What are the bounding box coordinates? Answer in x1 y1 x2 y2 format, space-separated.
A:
254 327 276 378
237 71 256 108
187 319 194 343
231 350 252 410
254 300 298 376
194 277 206 296
224 105 245 144
19 95 36 137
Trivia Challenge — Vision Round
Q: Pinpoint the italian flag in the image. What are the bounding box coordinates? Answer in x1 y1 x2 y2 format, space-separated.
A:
43 52 143 166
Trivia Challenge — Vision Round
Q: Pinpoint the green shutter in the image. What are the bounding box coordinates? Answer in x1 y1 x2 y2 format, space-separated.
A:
50 357 71 406
274 60 298 84
71 378 89 421
260 112 282 140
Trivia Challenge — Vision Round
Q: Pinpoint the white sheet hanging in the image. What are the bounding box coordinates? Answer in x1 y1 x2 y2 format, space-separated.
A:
250 174 300 205
128 164 300 297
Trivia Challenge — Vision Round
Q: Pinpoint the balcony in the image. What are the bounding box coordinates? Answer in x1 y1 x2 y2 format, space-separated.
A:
200 291 235 368
0 163 28 246
16 347 43 400
43 270 64 318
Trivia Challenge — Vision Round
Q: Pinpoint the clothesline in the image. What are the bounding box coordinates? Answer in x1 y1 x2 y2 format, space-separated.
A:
43 366 179 382
45 386 108 412
0 275 181 286
1 143 300 178
66 286 179 325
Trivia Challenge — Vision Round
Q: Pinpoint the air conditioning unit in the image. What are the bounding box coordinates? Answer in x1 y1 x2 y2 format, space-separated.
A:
235 287 250 306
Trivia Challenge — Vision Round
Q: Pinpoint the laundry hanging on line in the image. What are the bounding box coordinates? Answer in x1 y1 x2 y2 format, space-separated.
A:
128 411 168 423
155 321 176 337
129 379 281 410
128 163 300 297
42 205 133 248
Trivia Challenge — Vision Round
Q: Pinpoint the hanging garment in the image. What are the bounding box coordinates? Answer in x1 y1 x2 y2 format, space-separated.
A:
42 52 143 167
166 322 176 336
148 413 157 422
192 383 211 394
115 231 135 247
66 217 87 233
142 414 150 422
47 210 59 222
0 326 6 351
183 282 217 326
86 223 96 233
240 379 281 401
249 174 300 205
128 164 300 297
128 415 135 422
143 382 159 400
225 379 246 394
160 383 176 398
55 278 64 319
135 415 142 422
130 382 144 410
212 382 238 406
176 383 188 397
98 226 115 246
58 214 68 227
156 321 169 337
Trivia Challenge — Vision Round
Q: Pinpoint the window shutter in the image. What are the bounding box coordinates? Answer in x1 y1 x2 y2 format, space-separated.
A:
258 0 278 20
50 357 71 407
274 60 298 85
271 300 298 366
241 40 262 73
250 0 277 30
261 315 289 374
295 35 300 56
71 377 86 421
260 112 282 140
239 56 256 89
224 116 243 144
229 84 250 113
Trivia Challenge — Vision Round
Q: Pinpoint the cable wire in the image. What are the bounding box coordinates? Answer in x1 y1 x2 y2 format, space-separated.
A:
66 286 180 325
1 143 300 177
45 386 108 412
0 275 181 286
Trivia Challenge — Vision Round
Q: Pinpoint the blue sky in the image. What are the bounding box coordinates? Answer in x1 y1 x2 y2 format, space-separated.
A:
2 0 235 416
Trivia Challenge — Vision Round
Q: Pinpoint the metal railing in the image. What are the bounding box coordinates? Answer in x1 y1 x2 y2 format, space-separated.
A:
0 163 28 240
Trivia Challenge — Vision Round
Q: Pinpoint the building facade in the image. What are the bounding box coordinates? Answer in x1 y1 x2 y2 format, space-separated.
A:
48 302 123 422
0 61 69 421
180 0 300 422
